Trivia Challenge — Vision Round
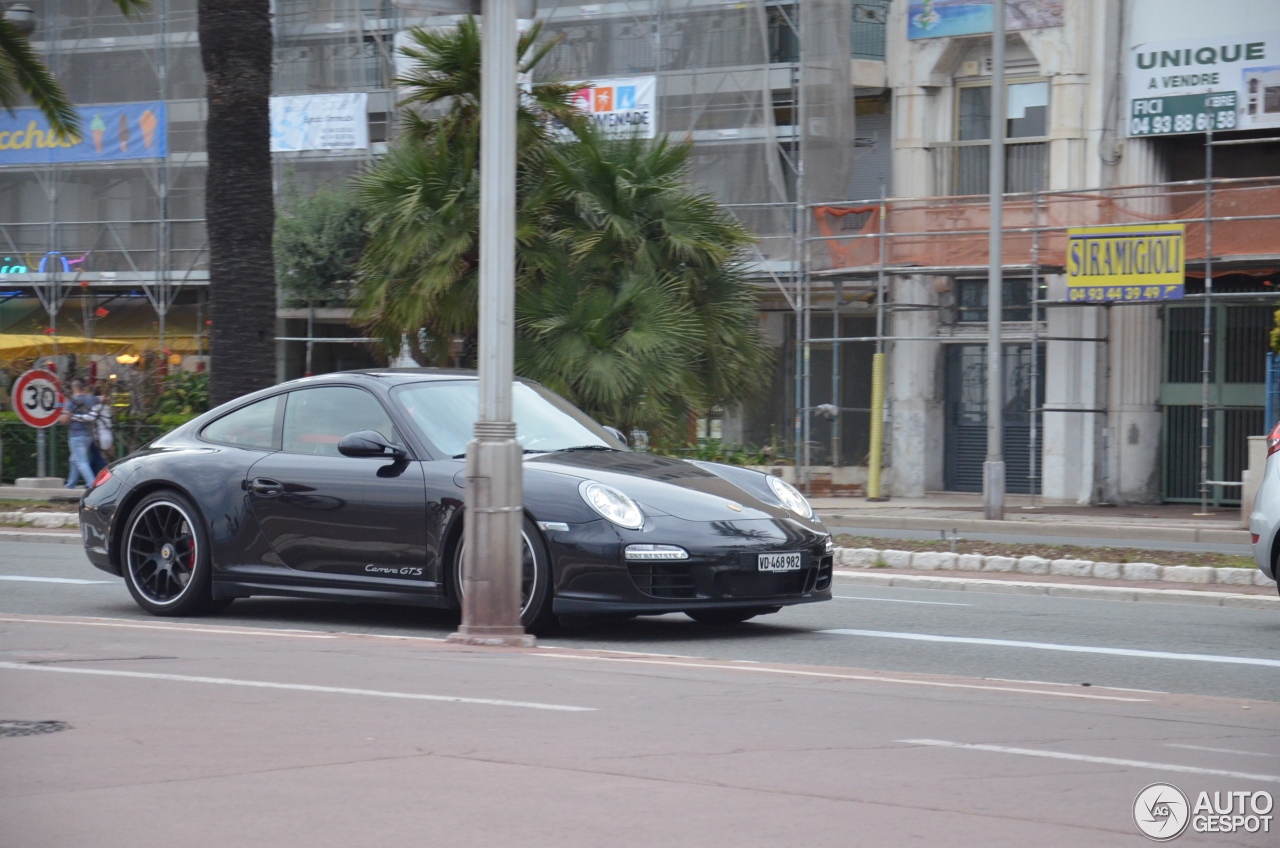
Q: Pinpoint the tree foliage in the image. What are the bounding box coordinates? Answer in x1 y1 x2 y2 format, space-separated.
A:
275 186 366 307
354 19 771 438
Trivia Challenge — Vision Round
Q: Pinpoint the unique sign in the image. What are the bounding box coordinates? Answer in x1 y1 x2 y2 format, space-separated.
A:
1126 31 1280 135
1065 224 1185 302
908 0 1062 40
567 76 656 139
269 93 369 152
0 102 166 165
12 369 65 429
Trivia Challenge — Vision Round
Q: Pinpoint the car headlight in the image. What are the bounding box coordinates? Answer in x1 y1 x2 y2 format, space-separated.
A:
767 474 814 519
579 481 645 530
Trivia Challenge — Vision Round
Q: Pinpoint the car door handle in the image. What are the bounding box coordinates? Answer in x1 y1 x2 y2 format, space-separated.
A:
248 477 284 497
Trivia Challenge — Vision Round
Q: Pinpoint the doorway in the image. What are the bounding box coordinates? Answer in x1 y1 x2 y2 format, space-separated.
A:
944 343 1044 493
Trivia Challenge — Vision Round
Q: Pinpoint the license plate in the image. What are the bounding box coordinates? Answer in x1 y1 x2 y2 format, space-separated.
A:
758 552 803 572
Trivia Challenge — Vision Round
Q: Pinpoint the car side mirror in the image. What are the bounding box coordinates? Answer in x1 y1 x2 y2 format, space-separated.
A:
603 426 628 446
338 430 406 459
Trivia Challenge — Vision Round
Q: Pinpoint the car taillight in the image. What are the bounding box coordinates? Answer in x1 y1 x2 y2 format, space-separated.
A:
92 467 112 489
1269 420 1280 457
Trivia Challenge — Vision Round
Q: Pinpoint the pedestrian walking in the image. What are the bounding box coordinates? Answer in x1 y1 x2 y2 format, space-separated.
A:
59 379 99 489
87 383 115 474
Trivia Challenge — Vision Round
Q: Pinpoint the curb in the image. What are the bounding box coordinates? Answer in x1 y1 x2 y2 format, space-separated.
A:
820 514 1249 546
833 570 1280 610
0 530 82 546
835 547 1277 588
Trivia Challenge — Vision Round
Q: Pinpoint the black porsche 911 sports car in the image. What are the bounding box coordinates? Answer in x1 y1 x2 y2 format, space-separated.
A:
79 369 833 631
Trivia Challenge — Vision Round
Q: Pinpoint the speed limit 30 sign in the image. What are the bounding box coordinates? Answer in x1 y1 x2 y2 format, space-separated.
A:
13 369 65 428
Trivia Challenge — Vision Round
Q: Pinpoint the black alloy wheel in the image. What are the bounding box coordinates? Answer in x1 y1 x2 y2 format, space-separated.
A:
122 490 229 616
686 606 782 625
452 515 554 634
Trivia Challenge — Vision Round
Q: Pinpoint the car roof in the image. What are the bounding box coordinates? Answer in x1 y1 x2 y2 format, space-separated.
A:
274 368 549 391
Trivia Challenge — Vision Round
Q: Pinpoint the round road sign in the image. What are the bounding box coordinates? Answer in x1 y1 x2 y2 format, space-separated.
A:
12 369 65 429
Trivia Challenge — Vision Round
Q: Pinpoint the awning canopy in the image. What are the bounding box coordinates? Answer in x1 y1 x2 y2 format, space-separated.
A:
0 334 133 360
0 333 205 361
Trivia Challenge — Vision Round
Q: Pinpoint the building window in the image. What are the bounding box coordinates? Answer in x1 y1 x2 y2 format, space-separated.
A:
956 278 1034 323
954 80 1048 195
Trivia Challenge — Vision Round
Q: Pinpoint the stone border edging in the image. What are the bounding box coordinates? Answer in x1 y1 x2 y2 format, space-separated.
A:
1 511 78 529
835 547 1277 588
822 515 1249 546
834 571 1280 609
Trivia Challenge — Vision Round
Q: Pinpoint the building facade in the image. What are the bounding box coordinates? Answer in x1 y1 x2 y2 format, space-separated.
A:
849 0 1280 505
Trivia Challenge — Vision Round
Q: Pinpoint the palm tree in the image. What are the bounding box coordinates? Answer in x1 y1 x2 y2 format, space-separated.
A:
0 1 148 138
354 18 580 364
355 21 772 441
198 0 276 405
531 129 772 435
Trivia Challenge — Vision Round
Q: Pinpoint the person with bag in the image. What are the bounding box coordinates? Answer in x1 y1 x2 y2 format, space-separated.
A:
59 379 99 489
88 383 115 473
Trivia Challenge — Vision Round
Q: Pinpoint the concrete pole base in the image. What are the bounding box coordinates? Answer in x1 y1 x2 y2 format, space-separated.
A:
446 631 537 648
983 459 1006 520
449 424 532 646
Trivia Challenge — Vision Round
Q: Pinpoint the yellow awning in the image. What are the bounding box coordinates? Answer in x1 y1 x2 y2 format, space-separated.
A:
0 334 133 360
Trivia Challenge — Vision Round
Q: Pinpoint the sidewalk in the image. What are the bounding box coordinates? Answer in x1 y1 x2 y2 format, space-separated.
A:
814 492 1250 547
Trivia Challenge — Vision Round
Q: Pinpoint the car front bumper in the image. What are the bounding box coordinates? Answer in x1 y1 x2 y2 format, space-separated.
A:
544 514 833 616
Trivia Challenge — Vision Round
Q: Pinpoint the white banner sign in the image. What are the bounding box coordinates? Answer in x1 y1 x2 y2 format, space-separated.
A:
1126 31 1280 135
270 93 369 152
568 76 656 139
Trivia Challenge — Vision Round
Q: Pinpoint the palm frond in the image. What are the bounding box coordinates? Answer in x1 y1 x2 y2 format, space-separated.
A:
0 19 79 137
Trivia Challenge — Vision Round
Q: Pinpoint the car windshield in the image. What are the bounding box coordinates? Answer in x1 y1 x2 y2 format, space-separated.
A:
393 380 625 457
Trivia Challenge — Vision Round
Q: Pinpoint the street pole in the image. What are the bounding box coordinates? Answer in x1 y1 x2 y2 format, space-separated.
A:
983 0 1006 520
448 0 534 647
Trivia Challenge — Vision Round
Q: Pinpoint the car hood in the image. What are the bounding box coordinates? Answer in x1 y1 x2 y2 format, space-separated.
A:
523 450 821 527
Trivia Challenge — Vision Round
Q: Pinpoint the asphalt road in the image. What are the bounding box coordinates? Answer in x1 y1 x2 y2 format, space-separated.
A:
3 540 1279 702
4 540 1280 847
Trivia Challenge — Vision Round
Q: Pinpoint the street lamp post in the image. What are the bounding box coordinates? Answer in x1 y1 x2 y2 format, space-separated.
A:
983 0 1007 521
450 0 533 647
394 0 531 646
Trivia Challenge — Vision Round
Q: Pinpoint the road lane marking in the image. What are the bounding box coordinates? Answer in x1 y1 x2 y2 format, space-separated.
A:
1166 744 1274 758
899 739 1280 783
0 575 112 584
0 661 595 712
822 628 1280 668
0 615 340 639
536 654 1149 701
834 595 970 606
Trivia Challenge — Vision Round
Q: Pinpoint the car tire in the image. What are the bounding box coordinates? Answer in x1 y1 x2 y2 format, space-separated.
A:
121 489 227 617
451 515 555 635
686 606 781 625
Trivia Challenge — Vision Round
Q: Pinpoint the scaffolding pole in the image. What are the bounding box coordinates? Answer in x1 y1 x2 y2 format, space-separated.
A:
1197 126 1214 515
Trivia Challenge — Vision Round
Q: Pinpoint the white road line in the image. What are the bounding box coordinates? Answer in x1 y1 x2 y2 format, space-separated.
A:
834 595 970 606
1166 744 1274 758
0 575 112 584
536 653 1149 702
899 739 1280 783
0 615 339 639
822 628 1280 668
0 661 595 712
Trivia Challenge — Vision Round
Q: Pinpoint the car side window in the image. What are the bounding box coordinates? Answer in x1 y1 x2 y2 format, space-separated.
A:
282 386 399 457
201 396 281 449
